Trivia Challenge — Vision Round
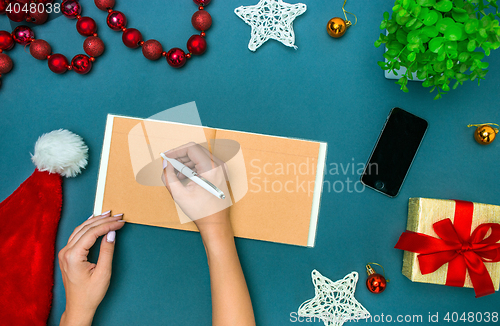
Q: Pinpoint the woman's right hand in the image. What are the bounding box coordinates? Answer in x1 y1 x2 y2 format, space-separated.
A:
161 142 232 237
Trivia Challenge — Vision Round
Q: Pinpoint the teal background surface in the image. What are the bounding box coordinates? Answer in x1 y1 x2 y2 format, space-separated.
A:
1 0 500 325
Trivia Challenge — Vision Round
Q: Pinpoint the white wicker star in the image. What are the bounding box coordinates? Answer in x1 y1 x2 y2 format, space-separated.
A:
234 0 307 51
298 270 371 326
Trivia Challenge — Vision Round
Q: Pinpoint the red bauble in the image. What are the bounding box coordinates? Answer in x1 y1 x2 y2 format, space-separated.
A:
107 11 127 31
366 274 387 294
187 35 207 55
166 48 187 68
193 0 211 6
191 10 212 31
29 39 51 60
83 36 104 57
71 54 92 74
28 8 49 25
0 31 15 51
61 0 82 19
122 28 142 48
48 54 69 74
94 0 115 11
12 26 34 45
142 39 163 60
0 53 13 74
7 1 28 22
77 17 97 36
0 0 8 14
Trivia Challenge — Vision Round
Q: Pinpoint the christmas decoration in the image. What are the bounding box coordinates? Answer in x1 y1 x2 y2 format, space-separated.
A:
326 0 357 38
0 0 105 85
395 198 500 298
0 129 88 326
94 0 212 68
234 0 306 51
365 263 388 294
468 123 499 145
298 270 371 326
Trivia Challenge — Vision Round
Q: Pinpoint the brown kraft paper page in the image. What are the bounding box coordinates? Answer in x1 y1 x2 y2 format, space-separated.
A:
214 130 320 246
102 117 320 246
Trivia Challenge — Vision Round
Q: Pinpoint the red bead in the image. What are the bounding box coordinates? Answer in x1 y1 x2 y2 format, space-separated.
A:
107 11 127 31
122 28 142 48
366 273 387 294
186 53 191 59
77 17 98 36
83 36 105 57
0 31 14 51
12 26 34 45
48 53 69 74
7 1 28 22
166 48 187 68
192 10 212 31
193 0 211 6
142 39 163 60
0 1 8 14
29 39 51 60
0 53 13 74
94 0 115 11
61 0 82 19
71 54 92 74
187 35 207 55
28 8 49 25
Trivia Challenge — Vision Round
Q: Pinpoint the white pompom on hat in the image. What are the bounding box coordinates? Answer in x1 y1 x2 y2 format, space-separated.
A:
31 129 88 177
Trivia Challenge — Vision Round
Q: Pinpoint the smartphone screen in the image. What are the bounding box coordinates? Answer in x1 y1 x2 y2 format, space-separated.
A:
361 108 428 197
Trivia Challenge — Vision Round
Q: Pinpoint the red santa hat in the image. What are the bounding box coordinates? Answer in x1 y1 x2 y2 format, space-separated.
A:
0 129 88 326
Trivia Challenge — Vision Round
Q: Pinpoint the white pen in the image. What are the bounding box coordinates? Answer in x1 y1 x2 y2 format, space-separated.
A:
160 152 226 200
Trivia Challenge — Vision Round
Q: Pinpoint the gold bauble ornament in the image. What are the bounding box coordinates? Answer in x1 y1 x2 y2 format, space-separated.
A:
468 123 499 145
327 17 351 38
473 125 498 145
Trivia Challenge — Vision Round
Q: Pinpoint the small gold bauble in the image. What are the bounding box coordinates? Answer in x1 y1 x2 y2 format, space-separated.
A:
473 124 498 145
326 17 351 38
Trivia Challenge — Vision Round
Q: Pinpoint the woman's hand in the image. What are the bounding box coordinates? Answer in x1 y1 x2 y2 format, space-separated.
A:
58 211 125 326
161 142 232 236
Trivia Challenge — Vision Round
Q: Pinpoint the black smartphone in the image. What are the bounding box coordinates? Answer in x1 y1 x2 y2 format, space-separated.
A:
361 107 428 197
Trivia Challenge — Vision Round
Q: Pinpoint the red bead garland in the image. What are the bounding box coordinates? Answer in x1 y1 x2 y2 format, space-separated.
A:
142 39 163 60
0 0 104 87
48 53 69 74
106 11 126 31
0 52 13 74
29 39 51 60
0 31 14 51
61 0 82 19
122 28 142 49
71 54 92 74
76 17 98 36
95 0 212 68
83 36 105 57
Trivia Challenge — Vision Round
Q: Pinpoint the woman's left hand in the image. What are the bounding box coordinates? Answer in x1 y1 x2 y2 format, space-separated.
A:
58 211 125 326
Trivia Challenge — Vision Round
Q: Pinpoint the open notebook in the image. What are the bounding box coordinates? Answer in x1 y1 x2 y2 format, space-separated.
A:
94 115 327 247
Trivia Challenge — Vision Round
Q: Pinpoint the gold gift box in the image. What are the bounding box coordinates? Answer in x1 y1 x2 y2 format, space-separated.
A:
402 198 500 290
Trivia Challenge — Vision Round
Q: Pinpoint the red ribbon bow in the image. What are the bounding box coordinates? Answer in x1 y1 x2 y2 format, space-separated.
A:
395 200 500 298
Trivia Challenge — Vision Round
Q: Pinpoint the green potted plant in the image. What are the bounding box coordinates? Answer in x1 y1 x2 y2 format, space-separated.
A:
375 0 500 99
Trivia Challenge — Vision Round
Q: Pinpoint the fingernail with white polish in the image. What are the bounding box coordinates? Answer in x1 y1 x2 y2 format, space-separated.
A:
106 231 116 243
113 213 123 217
87 214 94 220
102 210 111 216
162 159 168 169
